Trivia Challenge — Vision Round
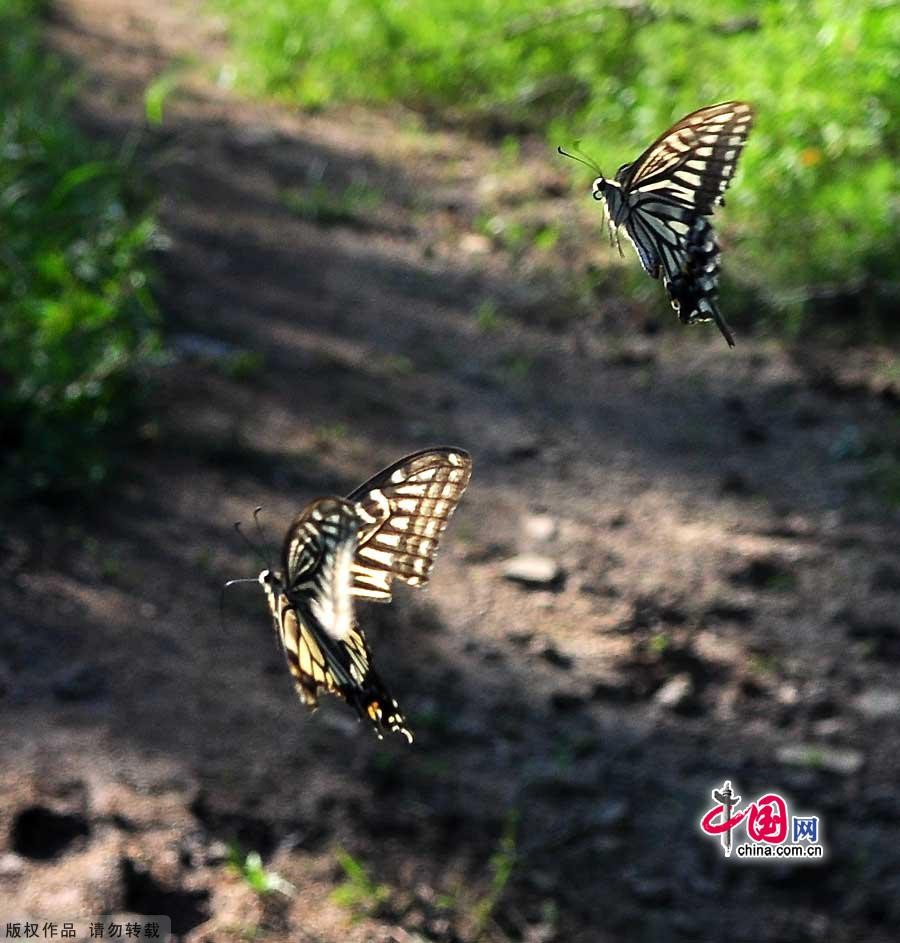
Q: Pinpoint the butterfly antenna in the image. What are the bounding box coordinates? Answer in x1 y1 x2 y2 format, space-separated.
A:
219 577 260 636
233 520 270 571
557 144 603 177
252 506 277 567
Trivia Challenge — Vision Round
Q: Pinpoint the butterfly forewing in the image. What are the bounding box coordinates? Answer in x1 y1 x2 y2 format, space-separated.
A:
345 448 472 603
617 101 754 213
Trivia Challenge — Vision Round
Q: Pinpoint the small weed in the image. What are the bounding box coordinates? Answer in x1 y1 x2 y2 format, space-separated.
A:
221 350 265 381
748 652 781 677
314 422 349 445
330 849 391 918
281 182 380 226
227 846 294 897
475 300 504 334
471 810 518 937
379 353 415 377
144 59 192 126
649 632 671 656
410 704 453 737
497 352 534 384
532 223 560 252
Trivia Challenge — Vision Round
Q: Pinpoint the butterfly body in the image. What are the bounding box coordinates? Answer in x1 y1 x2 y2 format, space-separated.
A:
252 449 472 742
567 101 754 347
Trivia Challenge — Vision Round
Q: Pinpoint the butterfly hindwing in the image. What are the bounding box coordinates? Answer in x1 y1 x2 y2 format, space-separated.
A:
345 448 473 603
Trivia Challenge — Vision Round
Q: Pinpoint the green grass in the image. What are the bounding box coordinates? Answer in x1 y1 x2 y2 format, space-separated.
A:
471 810 518 938
227 846 295 897
1 0 159 497
330 849 391 918
281 181 381 226
214 0 899 336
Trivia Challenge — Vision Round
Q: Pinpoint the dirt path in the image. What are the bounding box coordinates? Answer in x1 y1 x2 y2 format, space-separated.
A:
3 1 899 940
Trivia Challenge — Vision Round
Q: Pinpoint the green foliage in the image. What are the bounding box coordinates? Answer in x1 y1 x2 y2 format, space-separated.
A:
0 0 159 497
281 181 381 226
472 810 518 937
215 0 899 332
227 846 295 897
330 849 391 917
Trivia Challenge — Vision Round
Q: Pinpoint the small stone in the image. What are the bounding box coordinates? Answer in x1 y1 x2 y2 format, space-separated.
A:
0 852 25 877
521 514 558 543
854 688 900 719
776 744 863 776
812 718 845 738
653 673 695 710
503 554 564 589
459 233 492 255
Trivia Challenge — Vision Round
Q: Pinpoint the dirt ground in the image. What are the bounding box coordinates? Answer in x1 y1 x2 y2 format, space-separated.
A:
2 1 900 940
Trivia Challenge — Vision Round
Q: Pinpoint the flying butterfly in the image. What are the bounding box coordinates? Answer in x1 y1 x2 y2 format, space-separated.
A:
559 101 755 347
246 448 472 742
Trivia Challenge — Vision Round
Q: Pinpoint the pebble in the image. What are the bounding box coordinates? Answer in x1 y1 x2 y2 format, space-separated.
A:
521 513 558 543
854 688 900 719
653 673 695 710
503 554 564 589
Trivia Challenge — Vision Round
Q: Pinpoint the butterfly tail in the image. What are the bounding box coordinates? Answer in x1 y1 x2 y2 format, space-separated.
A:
711 304 736 349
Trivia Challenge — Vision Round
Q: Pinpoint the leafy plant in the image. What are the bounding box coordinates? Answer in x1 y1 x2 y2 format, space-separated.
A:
471 810 519 938
227 846 295 897
330 849 391 917
0 0 159 497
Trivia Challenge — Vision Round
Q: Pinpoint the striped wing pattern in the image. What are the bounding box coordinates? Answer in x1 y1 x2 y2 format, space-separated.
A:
262 497 412 741
345 448 473 603
597 102 754 347
616 101 754 210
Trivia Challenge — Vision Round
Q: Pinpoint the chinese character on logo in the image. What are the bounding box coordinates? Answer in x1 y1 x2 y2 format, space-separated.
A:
793 815 819 843
745 793 788 844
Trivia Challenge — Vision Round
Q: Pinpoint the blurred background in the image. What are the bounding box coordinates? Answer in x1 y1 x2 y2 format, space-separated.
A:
1 0 898 940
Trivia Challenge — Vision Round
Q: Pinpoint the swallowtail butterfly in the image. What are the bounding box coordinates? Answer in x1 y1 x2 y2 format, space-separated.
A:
560 101 754 346
255 448 472 742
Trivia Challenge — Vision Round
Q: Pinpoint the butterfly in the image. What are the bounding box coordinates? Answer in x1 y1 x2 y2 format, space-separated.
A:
252 448 472 742
560 101 755 347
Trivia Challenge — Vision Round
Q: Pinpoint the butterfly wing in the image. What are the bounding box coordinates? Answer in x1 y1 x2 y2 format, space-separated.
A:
616 101 754 211
612 102 753 346
344 448 472 603
271 497 412 741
